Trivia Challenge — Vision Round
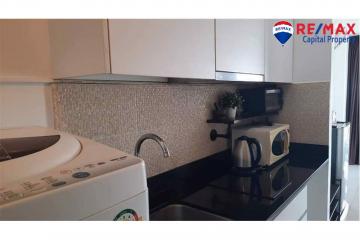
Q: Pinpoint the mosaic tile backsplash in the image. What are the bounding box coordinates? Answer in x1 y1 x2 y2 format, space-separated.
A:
52 81 330 177
273 82 330 145
52 83 239 177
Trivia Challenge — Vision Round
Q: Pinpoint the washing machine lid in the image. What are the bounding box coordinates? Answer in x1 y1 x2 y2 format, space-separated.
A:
0 135 60 161
0 127 81 186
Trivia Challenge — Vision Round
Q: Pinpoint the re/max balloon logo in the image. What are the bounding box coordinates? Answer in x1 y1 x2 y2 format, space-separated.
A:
273 21 293 45
273 21 357 45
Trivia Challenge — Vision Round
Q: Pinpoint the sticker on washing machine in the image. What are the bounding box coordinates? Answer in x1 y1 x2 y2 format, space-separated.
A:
113 209 142 221
83 163 93 168
21 181 42 191
41 176 58 184
60 169 72 175
0 190 22 201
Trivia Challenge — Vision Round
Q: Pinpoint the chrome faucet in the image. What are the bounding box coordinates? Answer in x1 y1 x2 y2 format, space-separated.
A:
134 133 170 158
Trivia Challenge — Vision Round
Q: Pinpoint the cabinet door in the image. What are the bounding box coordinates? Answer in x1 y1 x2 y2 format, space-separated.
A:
265 20 293 83
306 161 329 220
108 20 215 79
0 20 52 82
274 186 307 221
216 20 265 75
48 20 110 79
300 212 308 221
292 19 331 83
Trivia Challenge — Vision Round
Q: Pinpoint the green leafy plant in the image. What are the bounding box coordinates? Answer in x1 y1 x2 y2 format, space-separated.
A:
234 90 246 109
219 92 242 109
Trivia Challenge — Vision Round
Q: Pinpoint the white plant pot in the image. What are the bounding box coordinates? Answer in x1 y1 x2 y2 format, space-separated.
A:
225 107 237 121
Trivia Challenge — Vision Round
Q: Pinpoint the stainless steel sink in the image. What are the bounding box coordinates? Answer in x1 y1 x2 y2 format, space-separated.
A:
150 204 228 221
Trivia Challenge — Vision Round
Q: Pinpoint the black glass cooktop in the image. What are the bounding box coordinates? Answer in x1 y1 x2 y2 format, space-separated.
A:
209 159 292 200
182 163 315 220
148 143 328 220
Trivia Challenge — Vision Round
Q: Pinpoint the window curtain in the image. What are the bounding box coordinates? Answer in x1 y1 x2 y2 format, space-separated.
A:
347 35 359 165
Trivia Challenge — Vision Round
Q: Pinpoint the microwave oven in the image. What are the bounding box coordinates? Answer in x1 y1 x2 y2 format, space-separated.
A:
239 87 283 117
232 123 290 167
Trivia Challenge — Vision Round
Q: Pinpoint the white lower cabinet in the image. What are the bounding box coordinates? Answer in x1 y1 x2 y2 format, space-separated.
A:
274 186 308 221
300 212 308 221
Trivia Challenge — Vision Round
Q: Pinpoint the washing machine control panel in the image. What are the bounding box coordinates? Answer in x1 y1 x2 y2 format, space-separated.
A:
0 155 132 205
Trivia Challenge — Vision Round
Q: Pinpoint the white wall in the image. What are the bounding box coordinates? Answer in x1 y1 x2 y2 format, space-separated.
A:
0 20 53 129
330 40 349 123
329 19 359 123
0 83 53 128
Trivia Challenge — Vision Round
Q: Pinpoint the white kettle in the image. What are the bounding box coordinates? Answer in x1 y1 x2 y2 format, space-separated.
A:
232 136 262 169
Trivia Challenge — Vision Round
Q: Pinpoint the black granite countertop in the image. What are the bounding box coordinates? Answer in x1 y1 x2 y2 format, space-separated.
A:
148 143 329 220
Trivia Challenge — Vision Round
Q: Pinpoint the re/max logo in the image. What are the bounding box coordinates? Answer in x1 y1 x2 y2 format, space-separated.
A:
296 23 356 35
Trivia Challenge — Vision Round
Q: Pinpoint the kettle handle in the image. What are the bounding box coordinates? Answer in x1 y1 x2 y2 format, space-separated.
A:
248 138 262 167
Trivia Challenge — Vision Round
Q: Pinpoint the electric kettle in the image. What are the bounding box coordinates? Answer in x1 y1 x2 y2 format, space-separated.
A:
232 136 262 169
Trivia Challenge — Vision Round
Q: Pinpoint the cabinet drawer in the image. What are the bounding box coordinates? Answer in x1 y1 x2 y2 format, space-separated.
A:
274 186 307 221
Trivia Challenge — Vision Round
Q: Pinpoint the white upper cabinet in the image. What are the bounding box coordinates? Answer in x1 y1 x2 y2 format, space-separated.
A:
292 19 332 83
265 20 294 83
0 20 52 83
108 20 215 79
215 20 265 78
49 20 111 79
215 19 331 83
48 19 334 83
49 19 215 80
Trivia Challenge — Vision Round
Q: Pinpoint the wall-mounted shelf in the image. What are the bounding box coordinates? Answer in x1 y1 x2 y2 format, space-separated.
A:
207 112 277 125
207 119 240 124
207 113 277 143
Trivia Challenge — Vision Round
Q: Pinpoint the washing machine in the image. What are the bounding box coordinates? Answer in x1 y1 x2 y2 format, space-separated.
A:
0 127 148 220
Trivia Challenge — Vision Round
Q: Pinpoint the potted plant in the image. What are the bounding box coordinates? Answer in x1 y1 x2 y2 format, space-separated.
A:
235 92 245 118
219 92 241 121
